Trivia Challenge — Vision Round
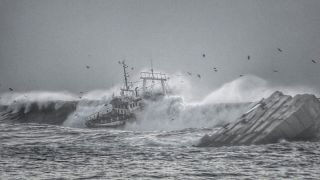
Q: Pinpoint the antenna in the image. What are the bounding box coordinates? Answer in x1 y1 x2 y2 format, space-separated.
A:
150 59 154 75
150 58 155 85
121 60 129 90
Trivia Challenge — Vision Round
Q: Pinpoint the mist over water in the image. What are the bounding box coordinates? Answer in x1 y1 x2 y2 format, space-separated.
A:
1 74 318 131
1 1 320 178
202 75 320 104
1 75 320 179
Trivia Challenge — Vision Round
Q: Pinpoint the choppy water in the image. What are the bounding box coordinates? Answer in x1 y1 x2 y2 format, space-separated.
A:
1 122 320 179
1 75 320 179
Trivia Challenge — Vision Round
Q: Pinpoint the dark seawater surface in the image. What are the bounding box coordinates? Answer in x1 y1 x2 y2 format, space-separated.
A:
1 122 320 179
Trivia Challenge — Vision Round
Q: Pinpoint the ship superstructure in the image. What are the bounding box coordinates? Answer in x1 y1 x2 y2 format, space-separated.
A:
85 60 169 128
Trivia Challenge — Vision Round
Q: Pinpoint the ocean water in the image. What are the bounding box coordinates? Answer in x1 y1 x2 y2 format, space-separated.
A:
1 122 320 179
1 76 320 179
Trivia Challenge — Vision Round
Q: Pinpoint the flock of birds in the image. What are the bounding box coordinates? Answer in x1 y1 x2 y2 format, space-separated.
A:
185 48 318 79
1 47 319 97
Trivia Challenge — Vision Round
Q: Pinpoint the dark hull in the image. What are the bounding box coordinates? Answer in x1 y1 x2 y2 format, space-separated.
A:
85 110 136 128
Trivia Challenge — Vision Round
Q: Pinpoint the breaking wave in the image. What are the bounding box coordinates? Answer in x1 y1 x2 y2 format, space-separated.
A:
125 96 249 131
0 75 318 130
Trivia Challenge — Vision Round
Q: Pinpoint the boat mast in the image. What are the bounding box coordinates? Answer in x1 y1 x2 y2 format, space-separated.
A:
140 59 168 95
121 60 129 90
150 59 154 79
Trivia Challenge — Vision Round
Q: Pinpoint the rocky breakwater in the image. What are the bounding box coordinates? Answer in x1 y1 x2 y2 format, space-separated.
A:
199 91 320 147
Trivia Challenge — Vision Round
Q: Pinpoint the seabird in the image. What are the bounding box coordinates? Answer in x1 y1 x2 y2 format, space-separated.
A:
197 74 201 78
202 54 206 58
131 67 134 70
273 70 279 72
239 75 243 77
277 48 282 52
187 72 192 76
86 65 90 69
9 88 13 91
248 55 250 60
311 59 317 64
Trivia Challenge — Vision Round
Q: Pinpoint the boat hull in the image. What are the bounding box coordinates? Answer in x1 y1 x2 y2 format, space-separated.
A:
85 110 136 128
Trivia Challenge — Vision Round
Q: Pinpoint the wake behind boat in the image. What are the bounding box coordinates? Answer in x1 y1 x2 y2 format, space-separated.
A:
85 61 170 128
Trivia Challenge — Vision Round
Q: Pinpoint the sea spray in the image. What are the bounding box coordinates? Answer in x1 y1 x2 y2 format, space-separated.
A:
125 96 250 131
1 75 318 129
0 91 77 106
202 75 320 104
63 89 118 127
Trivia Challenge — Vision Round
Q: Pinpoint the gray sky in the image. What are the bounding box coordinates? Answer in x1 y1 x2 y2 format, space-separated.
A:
1 0 320 93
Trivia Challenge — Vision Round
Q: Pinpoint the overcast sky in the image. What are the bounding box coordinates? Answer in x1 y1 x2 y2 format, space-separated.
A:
1 0 320 94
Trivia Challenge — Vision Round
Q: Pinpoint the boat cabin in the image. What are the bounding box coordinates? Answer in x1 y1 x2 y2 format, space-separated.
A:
110 97 141 115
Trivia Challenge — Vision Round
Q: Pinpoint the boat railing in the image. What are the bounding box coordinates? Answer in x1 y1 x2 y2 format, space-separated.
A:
85 106 112 121
140 72 168 81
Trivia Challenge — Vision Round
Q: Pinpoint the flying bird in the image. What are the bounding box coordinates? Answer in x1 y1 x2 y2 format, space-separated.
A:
239 75 243 77
9 88 13 91
273 70 279 73
311 59 317 64
277 48 282 52
202 54 206 58
131 67 134 70
213 67 218 72
187 72 192 76
197 74 201 78
86 65 90 69
248 55 250 60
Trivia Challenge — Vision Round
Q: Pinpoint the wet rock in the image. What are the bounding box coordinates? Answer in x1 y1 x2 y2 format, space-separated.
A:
198 91 320 147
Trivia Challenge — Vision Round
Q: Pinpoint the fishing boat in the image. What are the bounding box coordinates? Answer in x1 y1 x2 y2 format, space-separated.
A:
85 60 169 128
